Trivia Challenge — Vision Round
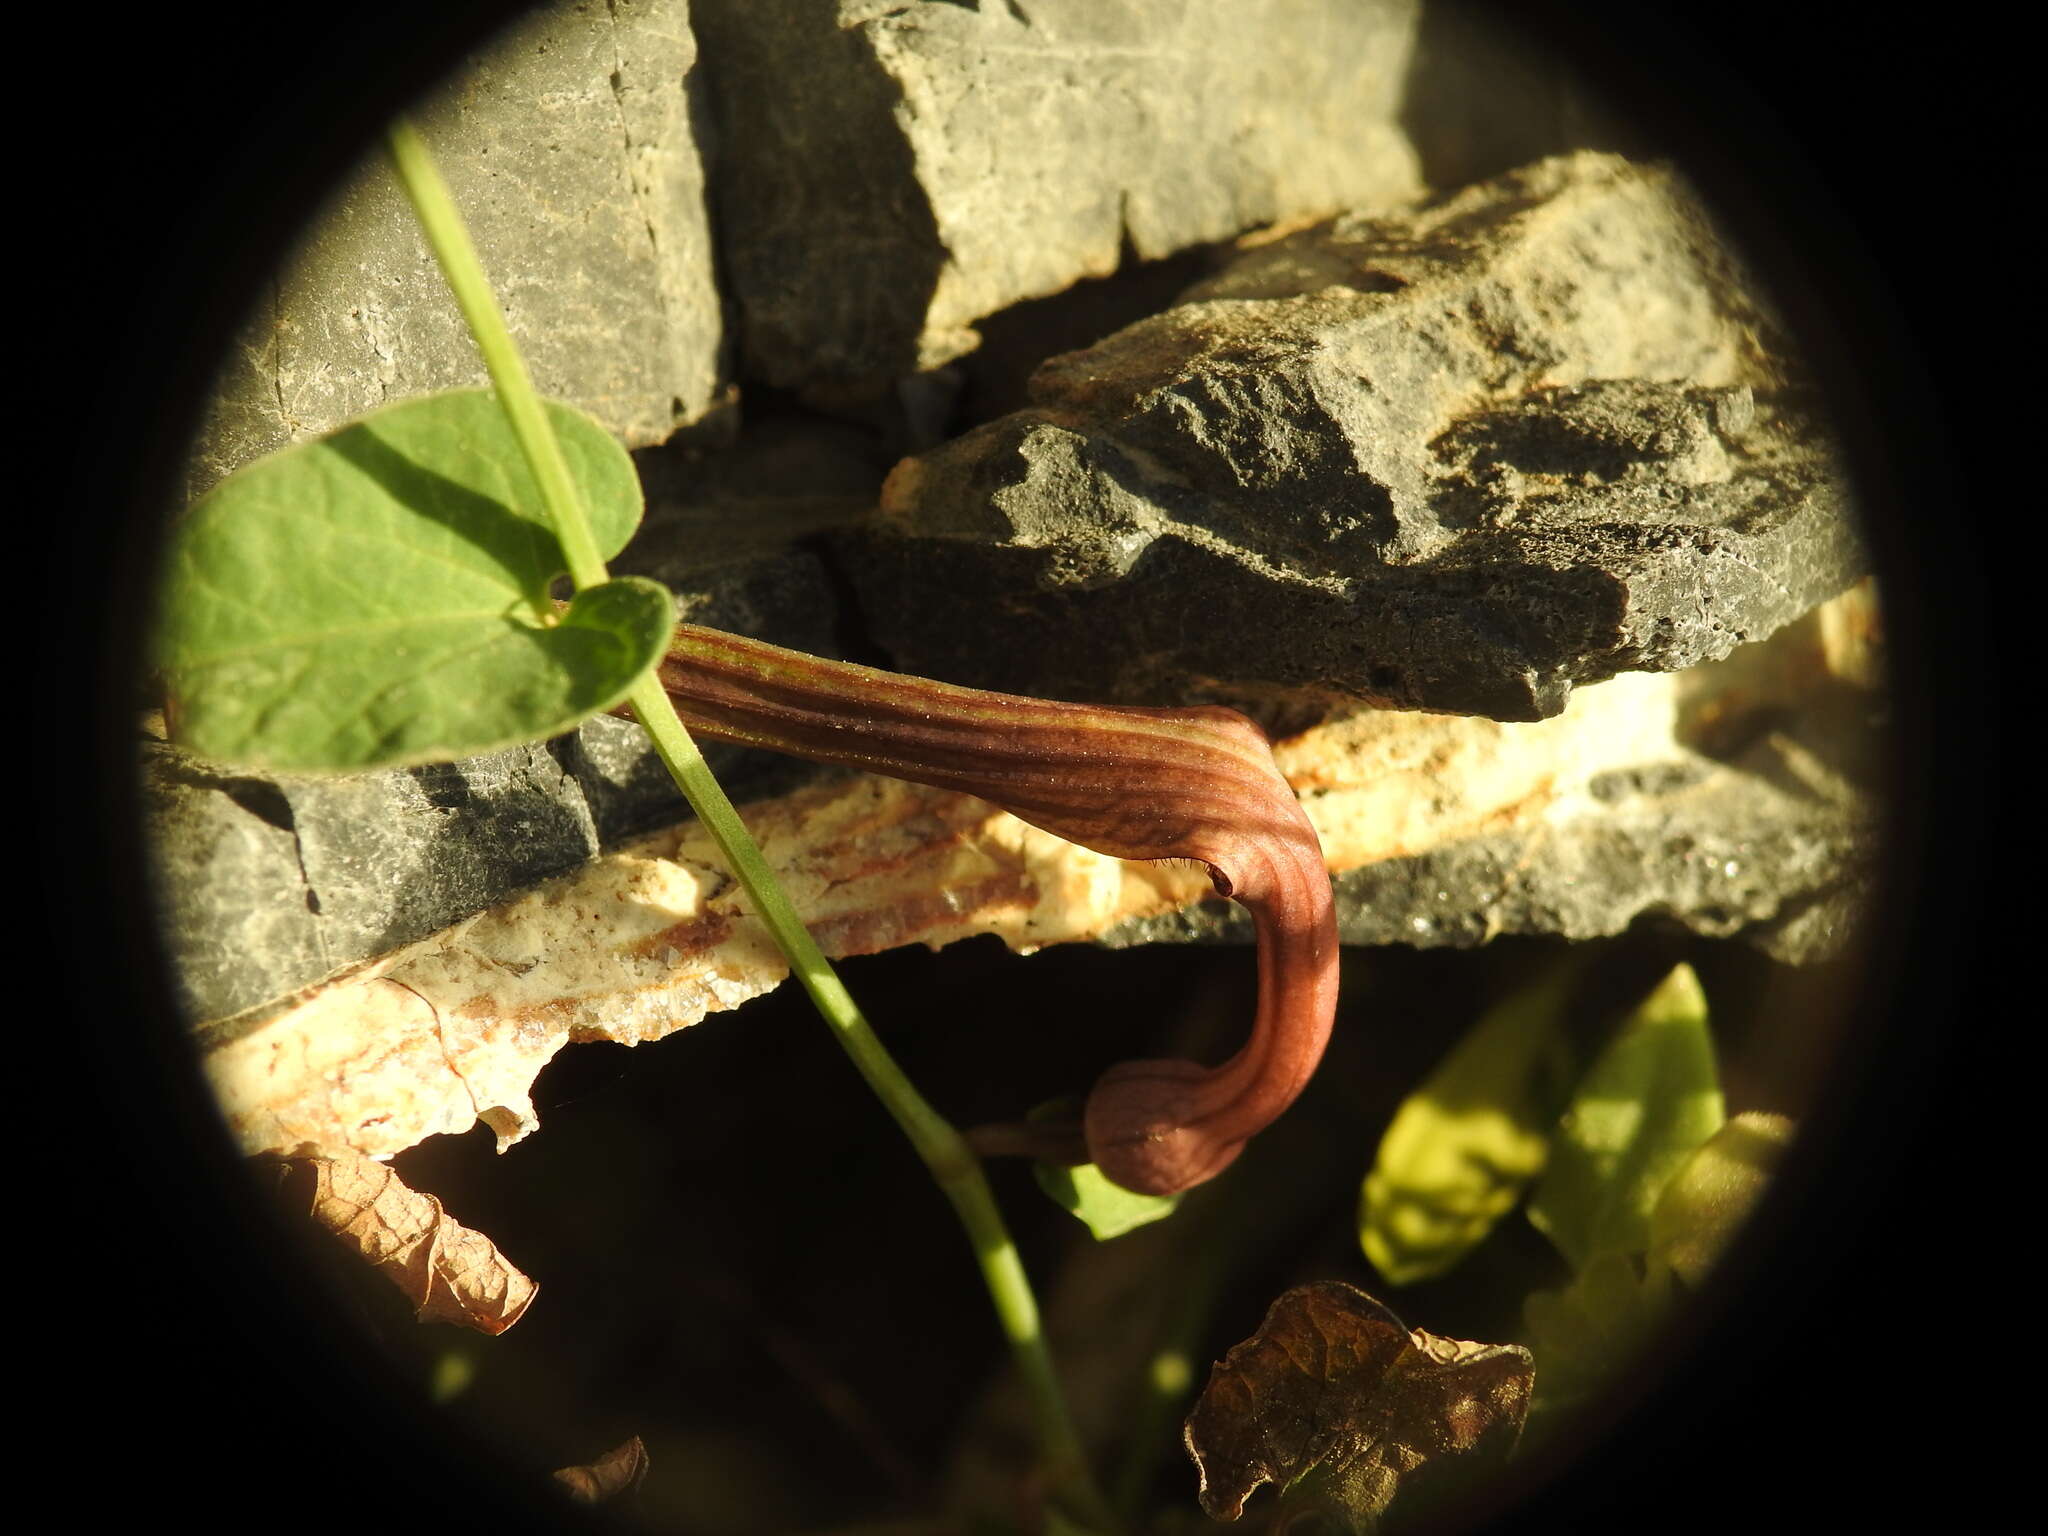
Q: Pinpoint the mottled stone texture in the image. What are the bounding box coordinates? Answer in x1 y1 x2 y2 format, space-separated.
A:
851 153 1864 720
691 0 1423 395
184 0 725 504
1103 581 1883 968
146 520 844 1026
158 0 751 1024
1109 738 1873 967
152 12 1880 1031
147 738 595 1023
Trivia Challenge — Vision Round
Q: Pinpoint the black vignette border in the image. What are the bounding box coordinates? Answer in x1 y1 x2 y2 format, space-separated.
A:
44 4 1980 1531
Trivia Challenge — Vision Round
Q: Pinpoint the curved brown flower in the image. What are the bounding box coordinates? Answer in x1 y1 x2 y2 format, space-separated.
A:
647 624 1339 1195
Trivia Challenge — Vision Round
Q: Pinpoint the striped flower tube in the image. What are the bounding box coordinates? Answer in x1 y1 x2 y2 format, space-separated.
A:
648 624 1339 1196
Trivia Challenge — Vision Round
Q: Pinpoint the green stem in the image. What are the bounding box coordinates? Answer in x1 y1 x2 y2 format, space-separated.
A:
625 670 1115 1529
383 118 609 604
387 116 1112 1530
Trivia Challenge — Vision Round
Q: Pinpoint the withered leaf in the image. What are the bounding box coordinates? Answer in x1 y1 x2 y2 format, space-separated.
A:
1185 1281 1532 1531
553 1436 649 1503
267 1145 537 1334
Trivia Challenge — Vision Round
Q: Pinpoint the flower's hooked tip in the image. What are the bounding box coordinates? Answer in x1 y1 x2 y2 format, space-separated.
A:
1091 1123 1248 1197
1083 1057 1251 1195
966 1076 1248 1196
648 621 1342 1196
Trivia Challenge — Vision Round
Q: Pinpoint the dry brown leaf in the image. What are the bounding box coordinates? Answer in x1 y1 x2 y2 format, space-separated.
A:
553 1436 649 1503
268 1146 536 1334
1185 1280 1531 1531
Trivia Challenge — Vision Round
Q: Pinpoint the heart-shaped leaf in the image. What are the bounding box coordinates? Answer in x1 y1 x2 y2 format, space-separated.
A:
157 391 670 770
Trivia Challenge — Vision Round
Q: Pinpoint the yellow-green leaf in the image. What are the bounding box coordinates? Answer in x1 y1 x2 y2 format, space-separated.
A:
1647 1111 1795 1286
1033 1159 1180 1240
1359 956 1588 1285
1528 963 1725 1269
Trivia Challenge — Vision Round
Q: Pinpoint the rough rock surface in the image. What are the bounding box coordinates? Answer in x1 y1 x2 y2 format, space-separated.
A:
691 0 1424 395
849 152 1865 719
1107 582 1881 967
151 20 1880 1048
197 776 1212 1159
183 0 725 504
153 550 1874 1030
146 512 846 1026
195 584 1882 1163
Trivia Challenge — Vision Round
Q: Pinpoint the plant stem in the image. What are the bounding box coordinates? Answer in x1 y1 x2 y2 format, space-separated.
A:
386 116 1113 1529
633 681 1113 1527
383 118 609 606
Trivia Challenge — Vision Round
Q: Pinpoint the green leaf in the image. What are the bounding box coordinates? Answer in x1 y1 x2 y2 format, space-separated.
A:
1527 963 1725 1270
1033 1160 1180 1240
1359 955 1588 1285
1647 1111 1795 1286
157 390 668 770
1522 1249 1674 1430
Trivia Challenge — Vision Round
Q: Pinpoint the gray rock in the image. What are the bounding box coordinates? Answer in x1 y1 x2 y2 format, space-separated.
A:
848 152 1866 720
184 0 725 504
147 504 850 1027
1399 757 1869 960
1104 723 1876 965
145 757 335 1024
152 38 1881 1030
145 737 599 1025
691 0 1424 396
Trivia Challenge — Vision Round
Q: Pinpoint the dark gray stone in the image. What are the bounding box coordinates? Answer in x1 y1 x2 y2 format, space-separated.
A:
145 737 598 1024
153 36 1881 1029
184 0 725 504
847 153 1865 720
147 499 851 1026
144 757 336 1023
1103 735 1876 965
691 0 1423 397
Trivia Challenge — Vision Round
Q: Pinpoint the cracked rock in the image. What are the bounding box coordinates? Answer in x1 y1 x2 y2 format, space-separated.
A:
146 733 603 1025
183 0 725 504
1104 582 1883 966
153 24 1884 1065
690 0 1424 397
144 502 848 1026
847 152 1866 719
195 583 1884 1163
